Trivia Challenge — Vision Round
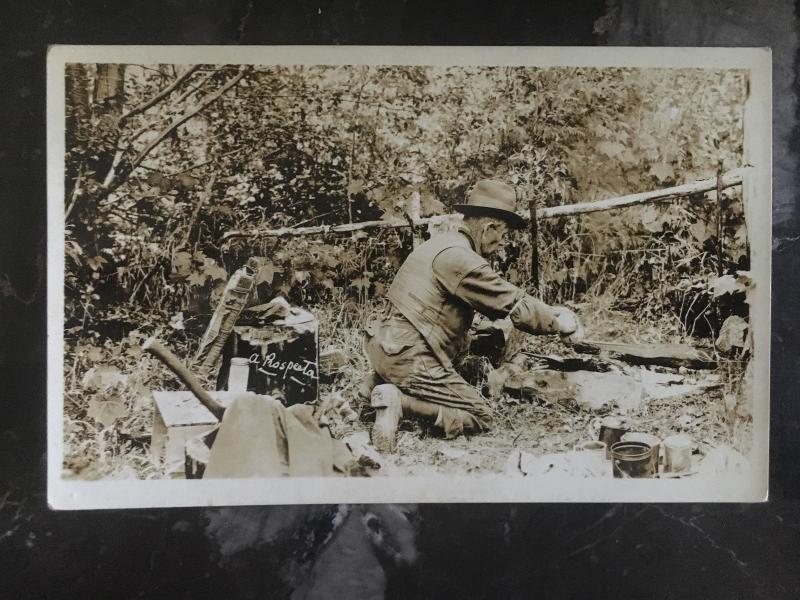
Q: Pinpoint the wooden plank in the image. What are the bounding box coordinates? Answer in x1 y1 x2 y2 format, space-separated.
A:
153 391 217 428
572 340 716 369
152 390 242 427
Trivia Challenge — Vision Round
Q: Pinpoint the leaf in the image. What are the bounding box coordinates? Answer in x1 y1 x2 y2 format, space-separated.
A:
256 261 283 285
169 311 185 330
177 174 199 190
715 315 748 352
172 251 192 278
202 258 227 282
710 274 744 298
350 275 372 292
87 397 126 427
186 271 208 288
736 270 755 305
347 179 364 195
596 140 625 159
640 205 664 233
420 192 445 216
649 163 674 183
83 345 105 362
82 365 127 390
87 255 107 271
689 220 714 243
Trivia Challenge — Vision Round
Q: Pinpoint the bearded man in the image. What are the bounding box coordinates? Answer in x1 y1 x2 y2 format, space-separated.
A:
362 179 583 452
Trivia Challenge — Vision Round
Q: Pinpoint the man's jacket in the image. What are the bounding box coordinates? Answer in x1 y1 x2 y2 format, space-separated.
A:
387 225 561 369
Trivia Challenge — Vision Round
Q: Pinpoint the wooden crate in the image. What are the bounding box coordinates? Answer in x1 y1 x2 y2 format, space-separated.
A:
151 391 240 478
216 307 319 405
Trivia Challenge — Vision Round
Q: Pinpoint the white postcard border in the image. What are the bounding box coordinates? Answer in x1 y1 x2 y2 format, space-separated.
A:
47 45 771 509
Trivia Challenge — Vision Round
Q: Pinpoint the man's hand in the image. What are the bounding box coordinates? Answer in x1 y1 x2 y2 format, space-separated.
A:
552 306 585 342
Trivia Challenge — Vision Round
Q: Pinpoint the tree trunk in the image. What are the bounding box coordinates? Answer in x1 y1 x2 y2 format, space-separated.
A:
65 63 128 225
64 64 92 201
94 64 126 114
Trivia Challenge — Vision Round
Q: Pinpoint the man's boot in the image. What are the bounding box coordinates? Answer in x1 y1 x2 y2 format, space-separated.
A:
370 384 404 453
371 385 443 453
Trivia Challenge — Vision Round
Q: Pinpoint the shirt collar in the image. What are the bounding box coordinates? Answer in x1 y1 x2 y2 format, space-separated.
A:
456 225 477 251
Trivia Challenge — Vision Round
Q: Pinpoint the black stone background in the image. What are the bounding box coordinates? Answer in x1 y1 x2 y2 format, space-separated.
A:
1 1 798 598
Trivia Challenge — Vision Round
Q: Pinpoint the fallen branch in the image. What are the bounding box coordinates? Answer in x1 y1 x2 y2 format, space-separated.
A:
221 168 746 240
222 215 451 241
534 168 744 219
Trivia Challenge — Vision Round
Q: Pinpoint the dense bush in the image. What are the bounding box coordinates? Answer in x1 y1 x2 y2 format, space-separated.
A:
64 64 747 335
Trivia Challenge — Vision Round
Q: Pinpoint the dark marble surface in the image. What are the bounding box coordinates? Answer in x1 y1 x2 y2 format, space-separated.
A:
1 1 799 598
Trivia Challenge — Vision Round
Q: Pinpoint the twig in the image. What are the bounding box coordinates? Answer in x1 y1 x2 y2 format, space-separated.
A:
178 174 217 249
123 67 248 186
173 68 221 105
64 167 85 221
119 65 202 124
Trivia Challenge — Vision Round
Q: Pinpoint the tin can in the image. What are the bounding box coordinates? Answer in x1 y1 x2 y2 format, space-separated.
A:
574 440 607 457
598 417 628 459
227 357 250 392
663 434 693 473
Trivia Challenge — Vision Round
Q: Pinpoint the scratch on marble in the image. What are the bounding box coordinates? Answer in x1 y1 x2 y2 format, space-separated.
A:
562 505 622 547
0 273 39 305
567 506 650 558
650 506 750 572
236 0 254 44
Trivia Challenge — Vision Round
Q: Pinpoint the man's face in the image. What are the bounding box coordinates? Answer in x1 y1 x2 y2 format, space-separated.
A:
480 219 510 257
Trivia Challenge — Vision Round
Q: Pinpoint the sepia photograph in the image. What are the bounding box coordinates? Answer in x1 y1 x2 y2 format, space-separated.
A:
47 46 770 508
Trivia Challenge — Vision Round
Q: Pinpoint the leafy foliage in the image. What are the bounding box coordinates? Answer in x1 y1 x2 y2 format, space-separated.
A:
64 64 747 325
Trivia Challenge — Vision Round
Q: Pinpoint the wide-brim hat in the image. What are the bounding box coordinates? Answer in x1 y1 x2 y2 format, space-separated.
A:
453 179 526 229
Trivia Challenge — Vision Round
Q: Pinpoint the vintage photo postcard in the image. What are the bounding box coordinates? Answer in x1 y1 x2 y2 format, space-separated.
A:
47 46 770 508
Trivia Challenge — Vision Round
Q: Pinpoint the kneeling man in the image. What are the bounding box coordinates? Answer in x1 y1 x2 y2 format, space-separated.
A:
363 180 582 452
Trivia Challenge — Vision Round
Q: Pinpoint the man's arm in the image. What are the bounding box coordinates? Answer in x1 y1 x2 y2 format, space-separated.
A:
432 247 577 335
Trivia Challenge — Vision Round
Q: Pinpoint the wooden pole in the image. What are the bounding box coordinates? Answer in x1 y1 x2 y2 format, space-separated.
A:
221 168 747 241
143 337 226 420
715 160 725 276
528 198 540 294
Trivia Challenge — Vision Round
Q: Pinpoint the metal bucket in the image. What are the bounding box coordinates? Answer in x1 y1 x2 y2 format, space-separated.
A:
622 432 661 475
611 441 655 478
